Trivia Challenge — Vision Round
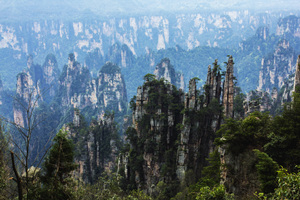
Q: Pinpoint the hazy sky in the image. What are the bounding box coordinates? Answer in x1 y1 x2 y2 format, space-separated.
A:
0 0 299 18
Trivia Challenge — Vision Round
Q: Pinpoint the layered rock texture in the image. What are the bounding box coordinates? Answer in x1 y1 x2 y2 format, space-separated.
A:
245 54 300 116
57 55 127 119
66 112 119 183
154 58 184 90
12 53 127 167
14 55 60 127
120 57 235 194
13 53 127 126
294 55 300 92
223 56 234 118
257 39 297 93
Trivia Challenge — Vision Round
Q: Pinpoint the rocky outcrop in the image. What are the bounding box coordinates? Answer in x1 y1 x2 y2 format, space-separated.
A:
223 56 234 118
122 58 234 194
130 77 184 193
106 43 135 68
257 40 297 93
276 15 300 38
220 147 260 199
58 54 91 108
97 62 127 115
176 78 201 181
255 26 269 41
244 54 300 116
177 59 227 181
42 54 60 100
206 60 222 105
14 52 128 129
57 55 127 119
154 58 184 90
293 55 300 92
13 56 44 127
67 112 119 183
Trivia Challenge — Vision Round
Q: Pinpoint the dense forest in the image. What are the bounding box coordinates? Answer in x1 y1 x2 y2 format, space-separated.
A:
0 4 300 200
0 54 299 200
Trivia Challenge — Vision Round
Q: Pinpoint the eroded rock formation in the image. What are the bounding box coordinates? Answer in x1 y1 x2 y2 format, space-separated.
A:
293 55 300 92
154 58 184 90
257 39 297 93
57 54 127 119
121 57 234 195
223 56 234 118
66 112 119 183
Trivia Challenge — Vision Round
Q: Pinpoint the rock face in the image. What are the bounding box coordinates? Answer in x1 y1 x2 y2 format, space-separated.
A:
154 58 184 90
67 112 119 183
130 78 184 193
293 55 300 92
14 55 43 127
42 54 60 100
14 53 127 125
255 26 269 41
106 43 135 69
206 60 222 105
58 54 91 108
244 54 300 116
97 62 127 115
121 58 234 194
223 56 234 118
13 53 128 168
57 54 127 119
276 15 300 39
257 39 297 93
220 146 260 199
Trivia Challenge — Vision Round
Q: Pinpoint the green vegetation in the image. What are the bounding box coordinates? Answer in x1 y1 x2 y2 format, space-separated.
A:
215 89 300 198
39 130 77 200
0 124 9 200
254 149 279 194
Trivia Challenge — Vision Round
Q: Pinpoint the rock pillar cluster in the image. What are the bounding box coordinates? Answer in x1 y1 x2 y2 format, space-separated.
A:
68 113 118 183
122 57 235 193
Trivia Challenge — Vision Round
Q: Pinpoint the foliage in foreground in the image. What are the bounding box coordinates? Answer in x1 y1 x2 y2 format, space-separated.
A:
256 167 300 200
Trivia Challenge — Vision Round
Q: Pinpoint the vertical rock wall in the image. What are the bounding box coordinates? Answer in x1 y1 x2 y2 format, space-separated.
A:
223 56 234 118
293 55 300 92
154 58 185 90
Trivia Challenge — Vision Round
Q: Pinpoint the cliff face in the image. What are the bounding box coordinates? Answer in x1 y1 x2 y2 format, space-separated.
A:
14 56 44 127
223 56 234 118
42 54 60 99
244 54 300 116
122 57 235 194
294 55 300 92
153 58 184 90
106 43 135 69
13 53 128 162
130 78 184 193
66 112 119 183
57 55 127 120
257 39 297 93
97 62 127 116
220 146 260 198
276 15 300 39
58 54 91 108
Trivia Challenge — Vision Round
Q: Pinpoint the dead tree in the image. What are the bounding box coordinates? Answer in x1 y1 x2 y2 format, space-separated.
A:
1 89 54 200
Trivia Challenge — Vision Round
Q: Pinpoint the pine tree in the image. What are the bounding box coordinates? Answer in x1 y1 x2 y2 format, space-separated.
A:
39 129 77 200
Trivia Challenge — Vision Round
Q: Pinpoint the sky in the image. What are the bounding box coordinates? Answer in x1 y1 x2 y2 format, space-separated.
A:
0 0 299 20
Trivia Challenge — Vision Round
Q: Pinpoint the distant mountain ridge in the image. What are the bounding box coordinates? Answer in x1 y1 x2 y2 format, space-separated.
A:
0 10 296 90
